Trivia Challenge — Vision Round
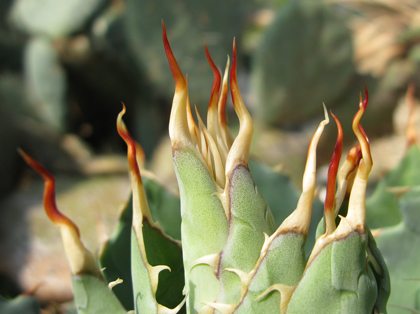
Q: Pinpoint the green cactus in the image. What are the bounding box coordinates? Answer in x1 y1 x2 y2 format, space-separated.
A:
251 0 355 127
19 23 391 314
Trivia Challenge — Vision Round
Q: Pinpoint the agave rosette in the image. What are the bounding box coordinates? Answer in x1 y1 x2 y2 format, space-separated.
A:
164 21 389 312
19 24 390 314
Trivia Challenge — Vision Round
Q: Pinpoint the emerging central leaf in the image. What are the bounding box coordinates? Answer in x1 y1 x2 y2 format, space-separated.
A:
163 23 276 313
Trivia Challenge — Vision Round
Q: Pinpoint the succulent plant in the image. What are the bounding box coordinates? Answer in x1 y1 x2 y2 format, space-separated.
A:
19 23 390 314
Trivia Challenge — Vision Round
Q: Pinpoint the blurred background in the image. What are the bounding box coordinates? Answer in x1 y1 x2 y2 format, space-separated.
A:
1 0 420 311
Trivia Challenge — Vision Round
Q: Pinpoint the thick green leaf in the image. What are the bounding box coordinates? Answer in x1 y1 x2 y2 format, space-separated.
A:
251 0 354 127
286 232 378 313
72 274 126 314
375 186 420 314
217 164 276 304
0 295 41 314
173 148 228 312
366 145 420 229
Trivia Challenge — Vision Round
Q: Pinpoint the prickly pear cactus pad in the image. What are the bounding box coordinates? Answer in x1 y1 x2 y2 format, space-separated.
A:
19 23 390 314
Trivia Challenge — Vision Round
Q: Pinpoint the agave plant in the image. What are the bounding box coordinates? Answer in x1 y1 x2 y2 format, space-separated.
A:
19 23 390 314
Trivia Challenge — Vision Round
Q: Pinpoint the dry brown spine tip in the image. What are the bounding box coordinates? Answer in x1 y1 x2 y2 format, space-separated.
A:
324 112 343 234
205 42 222 111
117 104 142 183
230 38 238 110
18 149 80 234
162 21 186 91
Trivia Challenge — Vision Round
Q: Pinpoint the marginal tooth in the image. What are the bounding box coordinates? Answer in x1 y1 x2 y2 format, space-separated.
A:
261 232 272 253
163 21 193 148
218 56 234 151
214 191 229 217
224 268 252 299
277 105 329 234
108 278 123 290
371 228 382 239
324 112 343 235
190 253 220 276
366 246 383 276
205 42 222 141
336 215 354 234
19 150 99 276
334 144 361 216
150 265 171 295
157 296 187 314
202 302 236 314
197 305 216 314
256 284 296 314
215 233 271 309
225 40 253 174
